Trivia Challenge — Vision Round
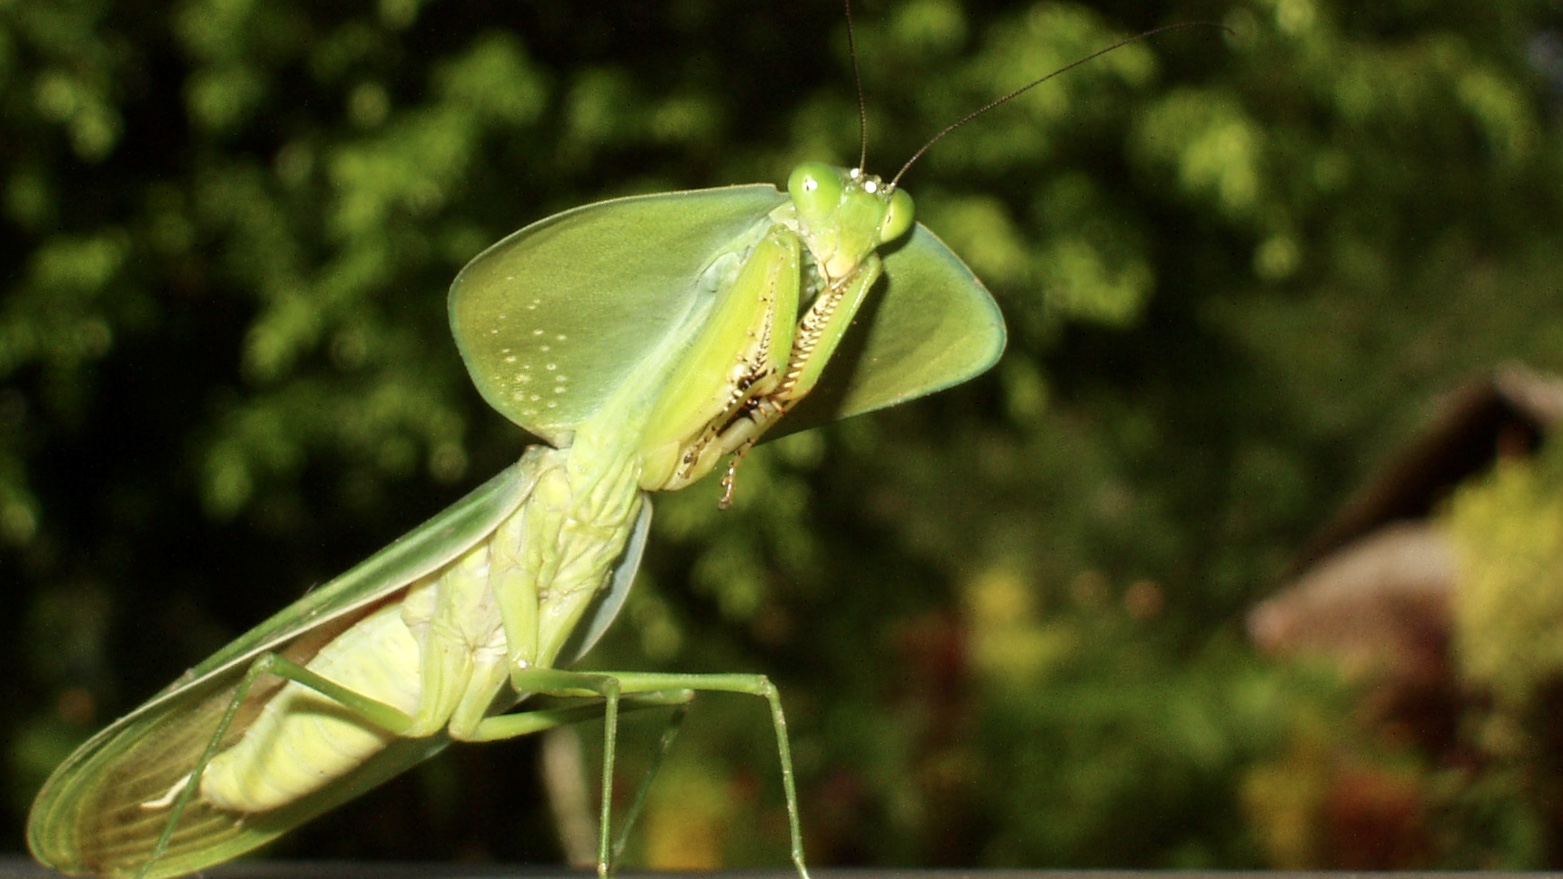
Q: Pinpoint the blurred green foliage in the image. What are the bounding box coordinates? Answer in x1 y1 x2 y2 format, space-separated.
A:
1443 437 1563 867
1450 442 1563 714
5 0 1563 870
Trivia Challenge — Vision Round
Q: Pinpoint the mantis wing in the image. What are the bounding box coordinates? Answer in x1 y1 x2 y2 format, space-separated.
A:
450 185 789 447
449 185 1004 448
28 458 564 879
777 221 1006 437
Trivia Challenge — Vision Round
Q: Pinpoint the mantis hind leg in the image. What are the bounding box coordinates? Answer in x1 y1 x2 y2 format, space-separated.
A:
133 652 681 879
135 655 264 879
134 651 423 879
498 667 811 879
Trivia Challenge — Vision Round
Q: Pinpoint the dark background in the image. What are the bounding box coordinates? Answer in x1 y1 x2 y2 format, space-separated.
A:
6 0 1563 871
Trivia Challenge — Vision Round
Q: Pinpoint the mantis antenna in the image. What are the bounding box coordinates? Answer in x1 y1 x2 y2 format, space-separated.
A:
889 20 1229 188
843 0 870 172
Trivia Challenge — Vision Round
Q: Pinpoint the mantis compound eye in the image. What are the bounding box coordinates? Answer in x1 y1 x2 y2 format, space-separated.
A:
879 187 914 243
787 162 845 226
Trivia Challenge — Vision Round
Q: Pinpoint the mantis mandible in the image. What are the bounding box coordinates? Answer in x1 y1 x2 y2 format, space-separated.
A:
27 6 1200 878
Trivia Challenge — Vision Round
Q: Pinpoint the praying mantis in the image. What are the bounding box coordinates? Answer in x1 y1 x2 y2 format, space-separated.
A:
27 5 1202 878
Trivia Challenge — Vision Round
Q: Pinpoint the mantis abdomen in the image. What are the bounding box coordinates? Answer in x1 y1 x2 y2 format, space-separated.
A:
165 443 646 817
200 595 426 811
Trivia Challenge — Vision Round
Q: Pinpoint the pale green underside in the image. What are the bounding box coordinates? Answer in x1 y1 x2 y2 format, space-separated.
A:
29 454 654 879
29 464 521 879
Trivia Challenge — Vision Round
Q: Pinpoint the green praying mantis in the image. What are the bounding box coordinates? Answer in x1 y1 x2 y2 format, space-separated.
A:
27 7 1205 878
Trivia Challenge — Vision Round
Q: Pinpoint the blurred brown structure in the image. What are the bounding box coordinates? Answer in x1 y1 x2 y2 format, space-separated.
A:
1288 365 1563 575
1253 364 1563 719
1245 364 1563 868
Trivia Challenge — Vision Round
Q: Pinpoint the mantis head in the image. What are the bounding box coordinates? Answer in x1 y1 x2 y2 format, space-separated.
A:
786 163 914 283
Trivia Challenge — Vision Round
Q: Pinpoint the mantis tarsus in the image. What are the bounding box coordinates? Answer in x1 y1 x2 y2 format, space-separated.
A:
27 6 1204 878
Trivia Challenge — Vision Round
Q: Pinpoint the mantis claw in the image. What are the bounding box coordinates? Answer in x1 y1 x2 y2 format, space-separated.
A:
717 440 757 510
